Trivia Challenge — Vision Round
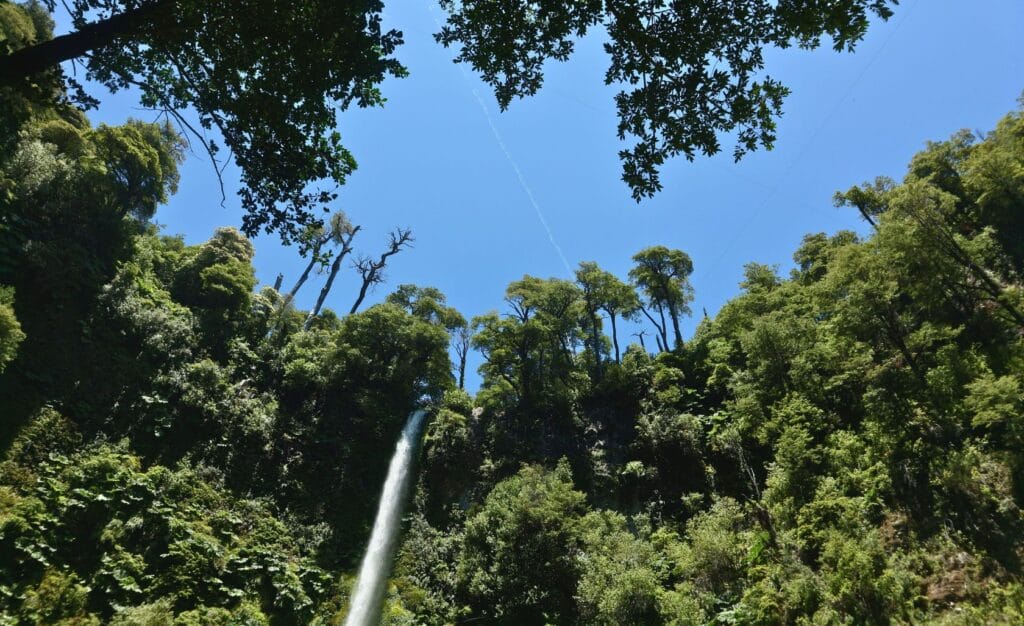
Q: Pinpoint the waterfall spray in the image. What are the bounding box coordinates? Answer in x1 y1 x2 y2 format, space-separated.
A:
344 409 428 626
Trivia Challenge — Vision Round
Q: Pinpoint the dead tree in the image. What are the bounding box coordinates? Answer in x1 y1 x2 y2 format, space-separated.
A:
349 228 414 315
632 329 647 352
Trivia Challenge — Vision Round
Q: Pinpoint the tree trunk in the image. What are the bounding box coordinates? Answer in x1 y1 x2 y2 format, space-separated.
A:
668 302 683 348
454 326 469 390
518 340 530 402
609 312 620 363
589 308 602 379
349 275 375 315
285 244 322 306
303 253 345 330
639 305 666 352
857 206 878 228
349 228 408 314
657 306 669 350
0 1 174 87
302 231 358 329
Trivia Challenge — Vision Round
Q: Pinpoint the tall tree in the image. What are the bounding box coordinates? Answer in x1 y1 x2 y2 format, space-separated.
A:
601 275 641 363
386 284 458 327
515 277 584 369
632 329 648 352
453 323 470 390
576 261 641 365
629 246 694 349
386 283 469 388
474 276 582 403
575 262 607 377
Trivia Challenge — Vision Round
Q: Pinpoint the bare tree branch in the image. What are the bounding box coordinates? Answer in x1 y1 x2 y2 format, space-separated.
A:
349 228 414 315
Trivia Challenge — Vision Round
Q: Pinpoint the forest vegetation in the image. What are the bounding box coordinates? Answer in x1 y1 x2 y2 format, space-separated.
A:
3 1 1024 624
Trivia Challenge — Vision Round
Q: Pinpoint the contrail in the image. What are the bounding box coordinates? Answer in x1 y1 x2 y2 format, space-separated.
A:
427 4 573 277
466 85 573 276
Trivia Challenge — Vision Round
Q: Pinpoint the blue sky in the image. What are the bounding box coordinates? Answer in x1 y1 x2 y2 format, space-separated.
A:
63 1 1023 390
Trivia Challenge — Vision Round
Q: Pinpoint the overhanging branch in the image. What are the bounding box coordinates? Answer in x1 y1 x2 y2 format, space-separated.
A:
0 1 174 87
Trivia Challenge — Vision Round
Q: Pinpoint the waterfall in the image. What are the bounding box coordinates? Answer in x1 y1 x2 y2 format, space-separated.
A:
344 409 428 626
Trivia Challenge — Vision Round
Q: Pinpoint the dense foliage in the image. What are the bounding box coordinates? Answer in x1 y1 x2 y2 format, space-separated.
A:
438 0 897 199
1 0 896 241
4 3 1024 625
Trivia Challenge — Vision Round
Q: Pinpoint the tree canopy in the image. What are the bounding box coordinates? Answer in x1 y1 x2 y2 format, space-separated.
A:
1 0 405 244
438 0 898 199
1 0 896 242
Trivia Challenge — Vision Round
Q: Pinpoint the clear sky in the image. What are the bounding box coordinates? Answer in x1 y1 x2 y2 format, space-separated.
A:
62 1 1023 391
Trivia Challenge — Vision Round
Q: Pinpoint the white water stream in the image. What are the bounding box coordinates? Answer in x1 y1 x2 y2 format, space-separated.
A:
344 409 428 626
